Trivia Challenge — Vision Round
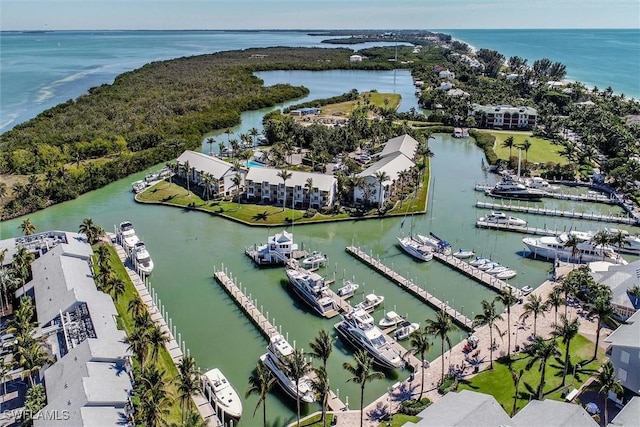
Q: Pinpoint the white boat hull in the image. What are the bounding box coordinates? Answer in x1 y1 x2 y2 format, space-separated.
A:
202 368 243 419
396 237 433 262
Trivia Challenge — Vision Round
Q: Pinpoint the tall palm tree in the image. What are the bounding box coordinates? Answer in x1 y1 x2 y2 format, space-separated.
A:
520 294 545 337
502 136 515 161
105 277 126 302
14 340 53 388
277 169 292 212
562 233 581 262
181 160 191 194
147 325 170 364
473 299 503 369
308 329 333 372
520 139 532 164
305 177 314 209
78 217 105 245
19 218 36 236
343 350 385 427
138 365 171 427
544 287 564 324
282 347 310 427
593 361 623 426
551 314 580 386
231 173 242 208
311 366 331 427
249 127 260 146
246 361 276 427
0 248 7 267
12 246 35 294
510 368 524 416
407 327 430 400
590 230 612 261
425 309 457 383
495 288 518 359
128 295 146 319
0 268 17 316
176 355 201 424
585 295 615 360
125 326 150 366
524 336 560 400
95 244 111 271
374 170 389 211
201 173 214 201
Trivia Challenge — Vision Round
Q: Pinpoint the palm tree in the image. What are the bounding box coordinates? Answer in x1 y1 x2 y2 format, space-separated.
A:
128 295 146 319
78 217 105 245
520 139 532 164
0 248 7 267
343 350 385 427
19 218 36 236
105 277 126 302
593 361 623 426
308 329 333 372
510 368 524 416
544 287 564 324
277 169 292 212
206 137 214 155
281 347 310 427
585 295 614 360
305 177 314 209
562 233 581 262
310 366 331 427
246 361 276 427
201 173 214 201
138 365 171 427
176 355 201 424
12 246 35 294
524 336 560 400
473 300 503 369
609 230 628 251
502 136 515 161
0 182 7 201
181 160 191 194
231 173 242 208
590 230 612 260
125 326 150 366
14 340 53 387
551 314 580 386
249 127 260 146
374 170 389 212
147 324 170 364
407 327 430 400
0 268 16 316
495 288 518 359
425 309 457 383
520 294 545 337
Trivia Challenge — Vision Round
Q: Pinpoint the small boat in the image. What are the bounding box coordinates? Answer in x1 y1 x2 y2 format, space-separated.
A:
415 233 452 255
394 321 420 341
479 211 527 227
355 293 384 313
301 251 327 268
453 249 475 259
337 280 359 299
131 180 147 193
486 265 508 275
396 236 433 262
378 311 405 328
521 285 534 295
478 261 497 271
118 221 140 250
134 241 154 274
496 269 517 280
202 368 243 419
469 257 490 267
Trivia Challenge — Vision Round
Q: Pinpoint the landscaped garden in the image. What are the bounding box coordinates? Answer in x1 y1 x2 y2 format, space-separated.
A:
484 130 568 165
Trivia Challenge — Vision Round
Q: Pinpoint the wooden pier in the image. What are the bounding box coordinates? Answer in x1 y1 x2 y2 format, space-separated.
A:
475 184 616 204
476 219 562 236
476 201 638 225
345 246 473 330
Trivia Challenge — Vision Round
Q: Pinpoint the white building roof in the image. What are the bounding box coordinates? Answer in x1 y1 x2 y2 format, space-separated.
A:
608 396 640 427
378 134 419 160
605 309 640 348
591 260 640 314
358 152 415 183
245 167 335 192
512 399 599 426
177 150 235 180
0 231 92 268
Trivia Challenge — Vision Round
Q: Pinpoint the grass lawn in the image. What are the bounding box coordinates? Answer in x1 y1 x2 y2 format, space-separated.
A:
481 130 568 165
95 243 183 425
458 334 605 415
320 92 401 117
298 413 335 426
379 414 420 427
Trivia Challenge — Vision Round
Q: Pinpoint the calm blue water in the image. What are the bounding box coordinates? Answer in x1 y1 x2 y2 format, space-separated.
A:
444 29 640 98
1 29 639 132
246 160 264 168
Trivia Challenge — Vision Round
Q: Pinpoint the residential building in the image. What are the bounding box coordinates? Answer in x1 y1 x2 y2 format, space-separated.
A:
176 150 243 197
290 107 320 116
349 54 363 62
605 309 640 401
354 134 418 207
608 396 639 427
590 260 640 319
244 167 337 209
439 70 455 80
438 82 454 91
472 104 537 130
405 389 598 427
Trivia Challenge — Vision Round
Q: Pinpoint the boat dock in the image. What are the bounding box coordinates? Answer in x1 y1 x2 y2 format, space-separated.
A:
345 246 473 330
474 184 617 204
476 201 638 225
476 219 563 236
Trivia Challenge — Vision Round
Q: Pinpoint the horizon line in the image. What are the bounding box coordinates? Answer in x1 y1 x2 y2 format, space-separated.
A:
2 27 639 32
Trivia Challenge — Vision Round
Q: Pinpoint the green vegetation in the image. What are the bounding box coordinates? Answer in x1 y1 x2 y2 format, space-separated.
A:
458 334 604 414
319 92 401 117
298 413 335 427
487 131 568 165
378 414 420 427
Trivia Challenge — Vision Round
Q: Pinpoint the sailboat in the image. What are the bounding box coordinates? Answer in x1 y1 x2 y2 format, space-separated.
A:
396 198 433 262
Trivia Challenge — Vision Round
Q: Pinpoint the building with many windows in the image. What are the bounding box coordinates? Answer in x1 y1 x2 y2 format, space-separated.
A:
472 104 537 130
605 309 640 404
176 150 243 198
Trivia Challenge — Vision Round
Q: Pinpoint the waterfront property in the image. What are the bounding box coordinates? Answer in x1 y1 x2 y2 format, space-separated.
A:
590 260 640 319
472 104 537 130
354 134 419 207
245 167 337 209
176 150 243 198
604 309 640 405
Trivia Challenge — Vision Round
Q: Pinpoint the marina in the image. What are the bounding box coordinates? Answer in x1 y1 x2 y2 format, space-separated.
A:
475 183 616 204
476 201 638 225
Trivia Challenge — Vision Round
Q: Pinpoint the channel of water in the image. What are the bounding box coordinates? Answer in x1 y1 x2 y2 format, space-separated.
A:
1 69 637 425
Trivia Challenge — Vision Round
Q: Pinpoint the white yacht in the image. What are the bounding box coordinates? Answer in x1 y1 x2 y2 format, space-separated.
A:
606 228 640 254
486 265 508 275
378 311 405 328
394 321 420 341
415 233 452 255
118 221 139 250
525 176 559 192
479 211 527 227
522 234 625 264
496 269 517 280
453 249 475 259
202 368 243 420
469 256 491 267
134 241 154 274
260 335 316 403
285 264 338 318
396 236 433 262
354 293 384 313
489 181 546 200
334 308 405 369
337 280 359 299
246 230 299 266
301 251 327 269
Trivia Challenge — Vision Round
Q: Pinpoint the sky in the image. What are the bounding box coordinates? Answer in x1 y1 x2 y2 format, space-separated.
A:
1 0 639 30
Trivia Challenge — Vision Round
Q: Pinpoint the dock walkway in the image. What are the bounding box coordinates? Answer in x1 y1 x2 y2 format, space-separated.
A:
476 201 637 225
345 246 473 330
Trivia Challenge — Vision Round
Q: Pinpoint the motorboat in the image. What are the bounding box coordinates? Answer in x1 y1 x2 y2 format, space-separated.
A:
496 269 517 280
489 181 545 200
246 230 299 266
260 335 316 403
415 233 452 255
301 251 327 269
378 311 405 328
605 228 640 254
478 261 498 271
522 234 625 264
118 221 139 250
525 176 559 192
486 265 508 275
521 286 534 295
285 264 338 318
394 321 420 341
334 308 405 369
469 256 491 267
355 293 384 313
453 249 475 259
478 211 527 227
202 368 243 419
396 236 433 262
131 180 147 194
337 280 359 299
134 241 154 274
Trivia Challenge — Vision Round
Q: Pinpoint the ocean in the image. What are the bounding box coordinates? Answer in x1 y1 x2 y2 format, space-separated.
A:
1 28 638 133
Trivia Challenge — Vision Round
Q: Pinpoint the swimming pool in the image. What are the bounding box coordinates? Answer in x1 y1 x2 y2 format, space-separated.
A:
246 160 265 168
